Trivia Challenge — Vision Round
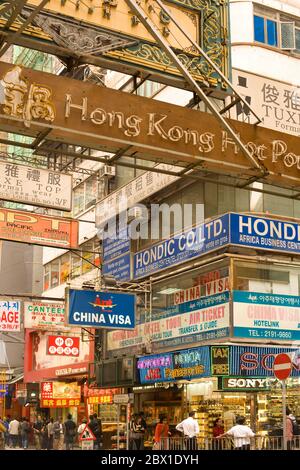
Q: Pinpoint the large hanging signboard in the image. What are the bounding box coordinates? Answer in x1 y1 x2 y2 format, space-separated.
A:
41 381 81 407
24 302 69 331
0 0 228 89
0 207 78 248
0 161 72 211
67 289 136 329
233 291 300 341
0 300 21 331
107 291 230 351
47 335 80 357
0 63 300 188
232 69 300 137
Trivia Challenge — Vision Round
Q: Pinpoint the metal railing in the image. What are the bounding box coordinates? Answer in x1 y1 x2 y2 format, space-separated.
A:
157 436 300 451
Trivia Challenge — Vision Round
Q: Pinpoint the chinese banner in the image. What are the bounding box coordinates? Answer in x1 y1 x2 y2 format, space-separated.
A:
47 335 80 357
87 395 113 405
41 398 80 407
41 381 81 407
24 302 68 331
0 301 21 331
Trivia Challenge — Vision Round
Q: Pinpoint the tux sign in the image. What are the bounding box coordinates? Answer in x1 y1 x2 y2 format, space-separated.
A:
67 289 136 329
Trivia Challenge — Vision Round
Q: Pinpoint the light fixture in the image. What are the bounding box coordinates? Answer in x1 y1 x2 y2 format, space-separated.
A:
157 287 181 295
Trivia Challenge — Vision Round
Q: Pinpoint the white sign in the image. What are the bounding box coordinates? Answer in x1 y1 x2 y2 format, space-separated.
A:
0 301 21 331
113 393 129 404
232 69 300 136
107 293 229 351
79 424 96 442
24 302 69 331
0 161 72 211
95 163 180 227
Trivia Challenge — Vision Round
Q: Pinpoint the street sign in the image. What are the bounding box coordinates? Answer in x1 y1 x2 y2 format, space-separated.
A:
79 424 96 442
81 441 94 450
113 394 129 404
273 353 292 381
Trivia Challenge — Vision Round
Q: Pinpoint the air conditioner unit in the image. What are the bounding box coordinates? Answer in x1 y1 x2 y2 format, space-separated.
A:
127 206 145 221
99 165 116 178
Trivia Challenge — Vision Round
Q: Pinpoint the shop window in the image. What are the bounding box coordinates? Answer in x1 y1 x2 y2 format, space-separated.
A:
43 264 50 291
60 254 70 284
71 253 81 279
82 241 94 274
50 260 59 288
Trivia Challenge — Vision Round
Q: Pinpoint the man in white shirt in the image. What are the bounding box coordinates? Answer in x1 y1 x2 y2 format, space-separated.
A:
218 416 255 450
176 411 199 450
8 417 20 448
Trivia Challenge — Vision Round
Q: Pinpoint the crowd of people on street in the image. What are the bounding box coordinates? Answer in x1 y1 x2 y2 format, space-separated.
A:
0 413 103 450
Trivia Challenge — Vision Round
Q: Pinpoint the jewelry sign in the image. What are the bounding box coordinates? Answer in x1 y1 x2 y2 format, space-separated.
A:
0 161 72 211
1 62 300 188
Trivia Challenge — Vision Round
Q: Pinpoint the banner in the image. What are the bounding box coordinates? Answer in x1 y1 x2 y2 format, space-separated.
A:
47 335 80 357
0 161 72 211
137 346 211 384
41 381 81 407
0 300 21 331
0 207 78 248
134 214 230 279
24 302 68 331
68 289 135 329
233 291 300 341
107 292 230 351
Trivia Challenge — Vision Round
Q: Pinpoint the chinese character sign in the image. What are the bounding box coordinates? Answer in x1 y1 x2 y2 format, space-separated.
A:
0 162 72 211
41 381 81 407
47 335 80 357
0 301 21 331
24 302 68 331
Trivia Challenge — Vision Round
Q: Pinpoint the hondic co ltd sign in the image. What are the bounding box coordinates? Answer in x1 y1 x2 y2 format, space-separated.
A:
1 62 300 187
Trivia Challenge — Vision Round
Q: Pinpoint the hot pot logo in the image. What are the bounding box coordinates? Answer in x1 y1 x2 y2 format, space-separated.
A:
89 294 117 312
0 65 55 127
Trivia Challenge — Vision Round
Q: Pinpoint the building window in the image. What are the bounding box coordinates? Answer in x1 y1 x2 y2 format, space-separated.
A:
44 264 50 291
73 175 102 216
71 253 81 279
60 254 70 284
51 260 59 288
254 15 278 47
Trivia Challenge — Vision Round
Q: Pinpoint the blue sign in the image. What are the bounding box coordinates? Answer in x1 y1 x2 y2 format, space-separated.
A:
0 384 8 398
233 290 300 341
68 289 135 329
103 228 130 262
137 346 211 384
230 213 300 255
134 214 229 279
102 253 131 282
229 345 300 377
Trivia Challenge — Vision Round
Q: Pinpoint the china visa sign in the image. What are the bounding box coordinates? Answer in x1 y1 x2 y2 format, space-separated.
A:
67 289 135 329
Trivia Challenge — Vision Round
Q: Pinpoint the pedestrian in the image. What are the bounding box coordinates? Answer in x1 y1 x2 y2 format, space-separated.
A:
223 406 236 431
0 417 6 449
175 411 199 450
33 415 43 450
53 418 63 450
153 414 170 450
64 414 77 450
286 407 295 450
217 415 255 450
41 420 48 450
88 414 102 450
129 414 145 450
47 417 55 450
212 417 225 450
93 413 103 449
8 416 20 448
2 416 9 447
20 417 31 449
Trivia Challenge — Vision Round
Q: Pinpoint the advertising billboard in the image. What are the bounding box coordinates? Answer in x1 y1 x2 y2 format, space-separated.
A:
0 300 21 331
0 162 72 211
0 207 78 248
41 381 81 407
24 302 68 331
68 289 135 329
47 335 80 357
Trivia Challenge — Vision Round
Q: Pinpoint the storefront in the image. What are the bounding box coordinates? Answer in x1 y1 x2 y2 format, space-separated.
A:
135 344 300 440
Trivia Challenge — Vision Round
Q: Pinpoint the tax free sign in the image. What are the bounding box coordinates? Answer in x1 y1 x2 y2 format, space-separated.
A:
134 213 300 279
67 289 135 329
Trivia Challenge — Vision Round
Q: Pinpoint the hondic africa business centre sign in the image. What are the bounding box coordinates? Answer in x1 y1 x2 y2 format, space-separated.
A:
1 62 300 187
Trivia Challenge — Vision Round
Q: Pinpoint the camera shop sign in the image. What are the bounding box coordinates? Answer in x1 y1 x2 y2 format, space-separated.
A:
0 161 72 211
1 62 300 188
219 377 271 391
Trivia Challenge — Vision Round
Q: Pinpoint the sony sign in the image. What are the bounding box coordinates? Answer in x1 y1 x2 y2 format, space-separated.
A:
222 377 271 391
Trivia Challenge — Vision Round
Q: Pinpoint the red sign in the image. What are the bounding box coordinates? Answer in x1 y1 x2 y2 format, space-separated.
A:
273 353 292 380
87 395 113 405
0 207 78 248
41 398 80 407
79 424 96 442
41 382 53 399
48 336 80 357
